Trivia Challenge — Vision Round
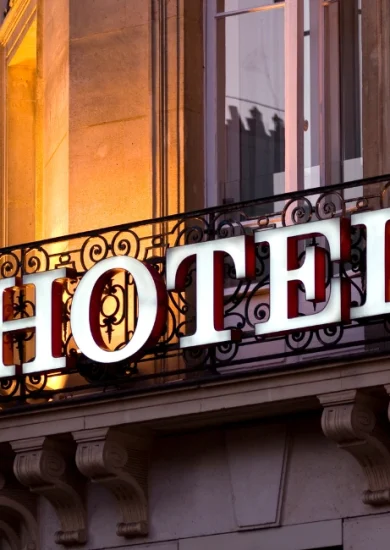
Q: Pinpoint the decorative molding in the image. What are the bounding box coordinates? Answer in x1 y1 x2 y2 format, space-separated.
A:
0 496 38 550
11 437 87 546
0 448 39 550
74 427 151 538
0 494 38 550
319 389 390 505
225 423 289 529
0 0 36 52
0 519 20 550
151 0 169 221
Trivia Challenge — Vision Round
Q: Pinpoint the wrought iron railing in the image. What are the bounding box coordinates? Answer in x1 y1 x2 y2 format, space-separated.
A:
1 174 390 408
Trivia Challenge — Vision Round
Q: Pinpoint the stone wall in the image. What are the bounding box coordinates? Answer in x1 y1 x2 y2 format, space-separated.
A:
0 0 204 245
33 415 389 549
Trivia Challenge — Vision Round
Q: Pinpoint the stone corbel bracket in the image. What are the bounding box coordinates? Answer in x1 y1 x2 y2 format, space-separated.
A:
319 389 390 506
11 437 87 546
74 427 151 538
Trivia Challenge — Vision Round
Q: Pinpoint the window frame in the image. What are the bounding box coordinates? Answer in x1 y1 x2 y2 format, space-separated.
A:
204 0 362 208
204 0 305 208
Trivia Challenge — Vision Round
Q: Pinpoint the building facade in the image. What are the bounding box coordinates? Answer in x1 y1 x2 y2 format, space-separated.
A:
0 0 389 549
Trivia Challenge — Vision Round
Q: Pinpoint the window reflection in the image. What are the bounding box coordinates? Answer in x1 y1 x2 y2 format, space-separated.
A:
214 0 362 210
219 5 285 209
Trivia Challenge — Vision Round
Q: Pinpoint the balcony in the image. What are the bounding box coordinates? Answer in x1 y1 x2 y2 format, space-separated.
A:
1 174 390 408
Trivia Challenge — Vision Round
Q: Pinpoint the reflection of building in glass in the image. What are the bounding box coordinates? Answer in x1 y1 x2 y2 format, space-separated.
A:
225 105 285 204
221 0 285 203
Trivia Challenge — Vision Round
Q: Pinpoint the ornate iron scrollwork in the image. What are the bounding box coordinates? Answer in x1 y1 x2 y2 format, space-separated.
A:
0 174 389 406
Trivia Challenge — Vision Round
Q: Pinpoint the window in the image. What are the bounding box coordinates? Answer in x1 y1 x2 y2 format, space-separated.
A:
205 0 362 208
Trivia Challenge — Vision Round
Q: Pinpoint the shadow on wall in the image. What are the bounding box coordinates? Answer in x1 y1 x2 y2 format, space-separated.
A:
225 105 285 212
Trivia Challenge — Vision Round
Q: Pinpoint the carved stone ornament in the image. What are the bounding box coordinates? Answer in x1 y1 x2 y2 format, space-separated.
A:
11 437 87 546
0 469 38 550
0 519 20 550
74 427 151 538
319 389 390 505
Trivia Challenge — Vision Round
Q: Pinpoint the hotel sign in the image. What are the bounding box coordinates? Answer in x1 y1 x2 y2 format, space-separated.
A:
0 207 388 378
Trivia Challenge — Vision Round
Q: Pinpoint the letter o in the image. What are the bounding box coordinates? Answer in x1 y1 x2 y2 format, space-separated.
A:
71 256 167 363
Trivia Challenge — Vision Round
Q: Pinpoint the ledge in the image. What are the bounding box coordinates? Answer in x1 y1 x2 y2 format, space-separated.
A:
0 355 390 441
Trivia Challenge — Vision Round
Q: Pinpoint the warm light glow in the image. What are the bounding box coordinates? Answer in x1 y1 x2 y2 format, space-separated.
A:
6 17 37 246
8 18 37 67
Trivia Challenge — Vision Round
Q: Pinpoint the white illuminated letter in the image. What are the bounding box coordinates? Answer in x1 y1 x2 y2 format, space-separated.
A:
254 218 350 336
351 207 390 319
166 235 255 348
70 256 167 363
0 268 68 379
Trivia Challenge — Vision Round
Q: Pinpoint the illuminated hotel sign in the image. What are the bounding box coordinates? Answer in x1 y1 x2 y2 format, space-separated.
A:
0 208 388 378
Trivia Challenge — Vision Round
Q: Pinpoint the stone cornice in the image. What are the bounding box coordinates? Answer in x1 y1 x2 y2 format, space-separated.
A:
0 359 390 448
2 355 390 441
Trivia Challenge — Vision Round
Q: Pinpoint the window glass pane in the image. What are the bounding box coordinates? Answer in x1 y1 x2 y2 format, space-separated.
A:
217 7 285 208
340 0 362 182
